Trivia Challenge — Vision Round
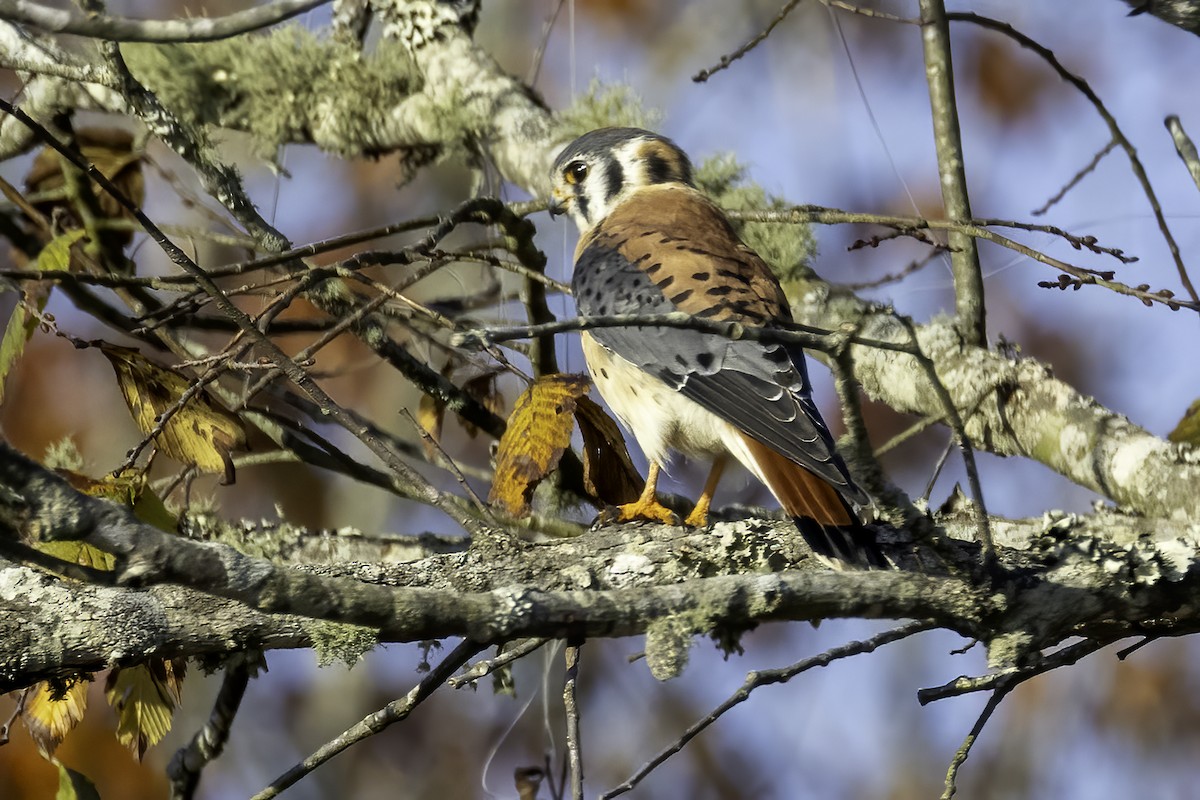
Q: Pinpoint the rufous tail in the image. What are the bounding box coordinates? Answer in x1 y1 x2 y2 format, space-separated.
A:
740 435 887 569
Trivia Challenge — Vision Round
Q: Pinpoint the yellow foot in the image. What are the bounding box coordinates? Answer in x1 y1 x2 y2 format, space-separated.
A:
601 497 681 526
683 503 711 528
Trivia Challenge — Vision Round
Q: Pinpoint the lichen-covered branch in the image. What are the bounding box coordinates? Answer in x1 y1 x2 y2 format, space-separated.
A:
788 275 1200 521
3 442 1200 693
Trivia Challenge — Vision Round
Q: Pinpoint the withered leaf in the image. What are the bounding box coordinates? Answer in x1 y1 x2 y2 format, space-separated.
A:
460 369 505 438
104 658 186 761
1168 399 1200 446
26 128 144 249
99 344 247 482
22 679 88 758
416 392 446 459
575 395 643 506
415 361 457 458
0 230 87 405
489 373 590 516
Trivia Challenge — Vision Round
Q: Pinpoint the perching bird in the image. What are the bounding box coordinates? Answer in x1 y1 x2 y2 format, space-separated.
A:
548 127 885 568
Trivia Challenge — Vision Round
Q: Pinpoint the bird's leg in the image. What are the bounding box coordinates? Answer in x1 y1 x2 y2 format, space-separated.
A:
609 462 680 525
684 454 728 527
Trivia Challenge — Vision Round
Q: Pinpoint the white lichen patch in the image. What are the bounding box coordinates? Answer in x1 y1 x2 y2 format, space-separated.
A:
608 552 655 584
1057 425 1092 469
1148 538 1192 582
1109 436 1159 491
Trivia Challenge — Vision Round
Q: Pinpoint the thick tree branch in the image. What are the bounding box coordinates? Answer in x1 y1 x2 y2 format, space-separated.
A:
3 443 1200 693
0 0 329 43
788 276 1200 521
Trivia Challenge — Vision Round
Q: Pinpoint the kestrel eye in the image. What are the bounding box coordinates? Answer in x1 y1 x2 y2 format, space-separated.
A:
564 161 589 185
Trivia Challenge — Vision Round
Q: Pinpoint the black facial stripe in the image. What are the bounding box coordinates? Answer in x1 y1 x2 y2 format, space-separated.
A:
576 192 590 222
645 153 672 184
603 158 624 204
678 157 693 186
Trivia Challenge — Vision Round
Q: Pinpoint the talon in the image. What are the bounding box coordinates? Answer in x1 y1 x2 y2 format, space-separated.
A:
611 497 681 526
683 504 710 528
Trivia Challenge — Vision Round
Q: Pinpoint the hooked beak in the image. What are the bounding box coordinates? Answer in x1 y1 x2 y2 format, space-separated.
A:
547 189 569 219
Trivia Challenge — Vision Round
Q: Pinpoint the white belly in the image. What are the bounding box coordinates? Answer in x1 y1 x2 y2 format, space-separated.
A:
582 332 738 468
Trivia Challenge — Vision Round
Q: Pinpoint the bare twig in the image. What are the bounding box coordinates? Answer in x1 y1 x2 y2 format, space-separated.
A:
250 638 485 800
896 316 992 559
167 658 256 800
527 0 567 85
601 621 933 798
693 0 805 83
918 638 1107 704
941 688 1008 800
948 11 1199 305
1031 139 1118 216
0 97 484 533
730 207 1196 312
448 638 550 688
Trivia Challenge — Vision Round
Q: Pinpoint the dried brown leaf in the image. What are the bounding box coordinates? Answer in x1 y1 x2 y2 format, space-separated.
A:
575 395 642 506
26 128 144 247
99 344 246 482
460 369 505 438
488 373 590 516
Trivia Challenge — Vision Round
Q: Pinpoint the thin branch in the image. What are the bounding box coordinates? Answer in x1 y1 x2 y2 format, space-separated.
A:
918 0 985 345
0 0 329 43
601 620 934 798
448 638 550 689
1031 138 1118 216
693 0 804 83
941 688 1008 800
250 638 485 800
563 642 584 800
729 207 1197 312
0 97 484 533
167 659 255 800
1165 115 1200 194
917 638 1107 704
896 317 992 559
947 11 1200 305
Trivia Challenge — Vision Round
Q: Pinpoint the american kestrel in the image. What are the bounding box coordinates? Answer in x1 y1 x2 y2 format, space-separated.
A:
548 127 884 568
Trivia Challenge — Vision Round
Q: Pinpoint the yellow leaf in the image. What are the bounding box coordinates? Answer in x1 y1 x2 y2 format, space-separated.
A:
575 396 643 507
0 230 87 405
488 374 591 517
36 470 177 572
98 344 247 482
104 658 186 761
1168 399 1200 446
417 391 446 459
22 679 89 758
35 539 116 572
53 760 100 800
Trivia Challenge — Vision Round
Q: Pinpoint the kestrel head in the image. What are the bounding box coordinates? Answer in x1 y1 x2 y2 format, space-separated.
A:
548 127 694 233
